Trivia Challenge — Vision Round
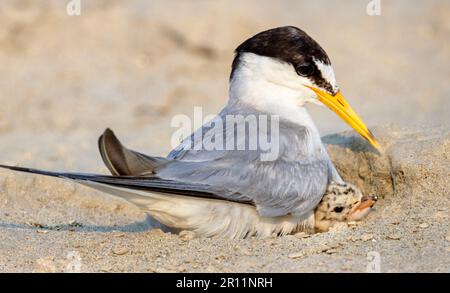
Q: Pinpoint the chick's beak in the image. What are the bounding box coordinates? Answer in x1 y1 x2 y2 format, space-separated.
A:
305 86 381 151
348 195 378 221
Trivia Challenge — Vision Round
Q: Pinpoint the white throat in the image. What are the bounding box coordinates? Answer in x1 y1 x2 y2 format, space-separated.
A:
228 53 319 126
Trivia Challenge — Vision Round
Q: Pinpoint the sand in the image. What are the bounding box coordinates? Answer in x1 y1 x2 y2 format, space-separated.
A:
0 0 449 272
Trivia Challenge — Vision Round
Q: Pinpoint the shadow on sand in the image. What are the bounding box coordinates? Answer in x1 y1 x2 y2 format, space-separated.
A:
0 215 169 233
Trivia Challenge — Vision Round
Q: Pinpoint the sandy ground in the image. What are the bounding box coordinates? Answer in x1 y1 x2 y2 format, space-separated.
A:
0 0 449 272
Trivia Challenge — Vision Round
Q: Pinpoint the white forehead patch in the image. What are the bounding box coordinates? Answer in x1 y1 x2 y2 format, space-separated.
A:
313 58 339 93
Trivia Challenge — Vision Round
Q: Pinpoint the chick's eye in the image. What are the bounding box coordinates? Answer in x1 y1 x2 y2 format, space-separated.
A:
333 206 344 213
295 63 314 76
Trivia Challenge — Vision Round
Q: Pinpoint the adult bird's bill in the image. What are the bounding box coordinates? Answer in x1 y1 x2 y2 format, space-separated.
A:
305 86 381 151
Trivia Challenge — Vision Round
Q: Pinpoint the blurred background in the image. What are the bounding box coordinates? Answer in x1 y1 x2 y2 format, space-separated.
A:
0 0 449 171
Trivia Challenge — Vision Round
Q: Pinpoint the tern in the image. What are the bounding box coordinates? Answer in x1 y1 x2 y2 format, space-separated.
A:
0 26 380 238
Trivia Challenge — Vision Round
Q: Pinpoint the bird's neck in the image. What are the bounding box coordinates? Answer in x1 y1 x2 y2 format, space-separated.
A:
227 88 325 164
228 71 323 145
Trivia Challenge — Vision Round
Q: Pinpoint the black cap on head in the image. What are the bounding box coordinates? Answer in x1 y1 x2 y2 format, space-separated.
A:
231 26 335 94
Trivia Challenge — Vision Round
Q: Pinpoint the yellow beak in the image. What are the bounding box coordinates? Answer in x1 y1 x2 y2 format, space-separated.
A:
305 85 381 151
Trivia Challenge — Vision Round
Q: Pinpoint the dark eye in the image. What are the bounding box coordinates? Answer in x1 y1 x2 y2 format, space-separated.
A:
295 63 314 77
333 206 344 213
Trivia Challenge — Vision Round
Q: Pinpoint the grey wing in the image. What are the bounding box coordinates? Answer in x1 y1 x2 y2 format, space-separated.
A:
158 157 329 218
163 110 330 217
100 109 330 218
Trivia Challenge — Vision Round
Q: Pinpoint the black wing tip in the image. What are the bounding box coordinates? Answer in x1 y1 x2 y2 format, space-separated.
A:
0 164 21 171
98 127 124 176
103 128 114 136
98 128 116 146
100 128 122 151
0 164 59 179
0 163 101 184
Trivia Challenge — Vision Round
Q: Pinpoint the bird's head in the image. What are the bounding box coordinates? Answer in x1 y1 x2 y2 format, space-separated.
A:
229 26 380 151
314 182 378 232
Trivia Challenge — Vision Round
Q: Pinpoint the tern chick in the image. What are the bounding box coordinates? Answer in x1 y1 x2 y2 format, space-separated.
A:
314 182 377 232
